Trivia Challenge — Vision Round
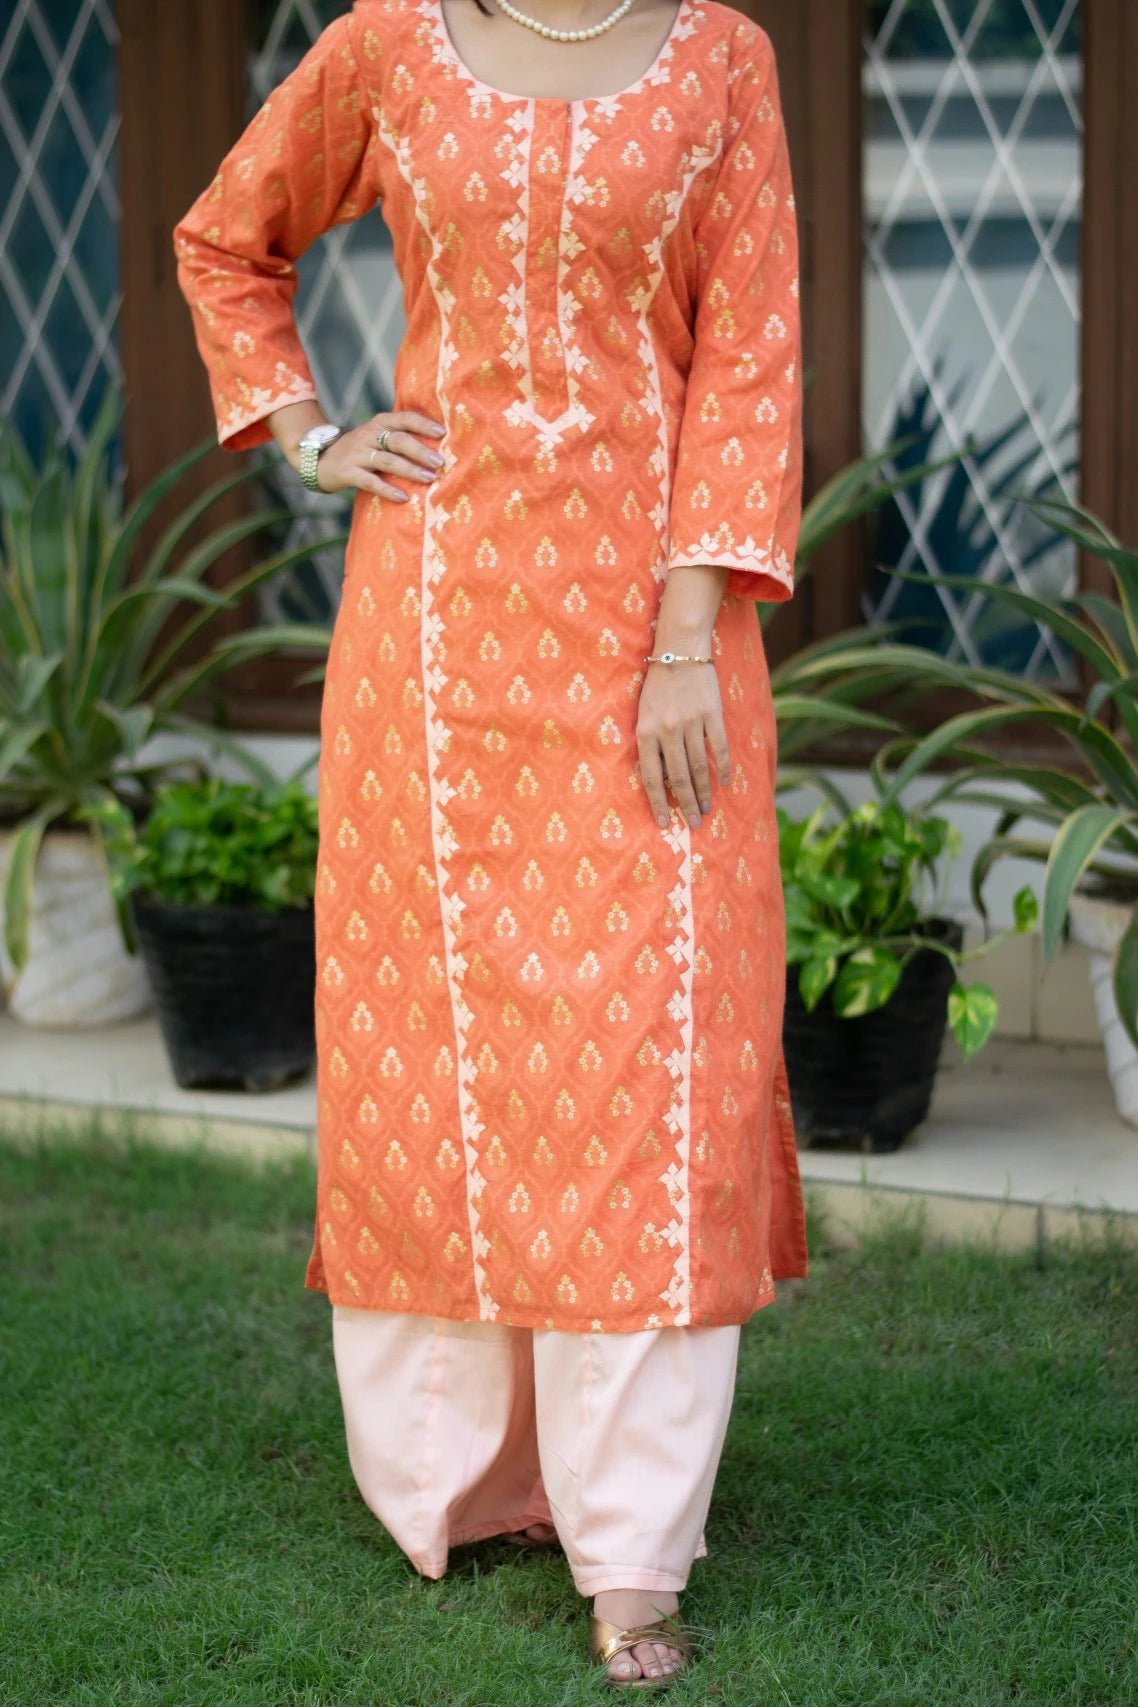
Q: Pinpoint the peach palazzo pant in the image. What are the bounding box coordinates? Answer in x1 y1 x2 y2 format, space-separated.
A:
332 1306 742 1595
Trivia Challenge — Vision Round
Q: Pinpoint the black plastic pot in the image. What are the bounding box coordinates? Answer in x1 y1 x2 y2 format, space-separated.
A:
131 895 316 1092
782 919 964 1154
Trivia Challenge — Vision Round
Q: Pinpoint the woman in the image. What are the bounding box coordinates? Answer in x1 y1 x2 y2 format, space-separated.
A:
175 0 807 1686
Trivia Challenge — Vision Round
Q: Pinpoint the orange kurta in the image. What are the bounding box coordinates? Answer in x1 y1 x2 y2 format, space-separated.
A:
175 0 808 1331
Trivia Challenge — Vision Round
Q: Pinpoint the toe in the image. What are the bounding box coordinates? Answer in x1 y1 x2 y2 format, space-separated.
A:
655 1639 681 1674
607 1650 643 1683
633 1641 664 1679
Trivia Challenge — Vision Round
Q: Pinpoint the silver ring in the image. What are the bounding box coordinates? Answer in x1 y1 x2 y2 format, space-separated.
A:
376 428 393 454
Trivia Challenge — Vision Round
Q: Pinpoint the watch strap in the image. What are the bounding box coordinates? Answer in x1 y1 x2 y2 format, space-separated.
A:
298 427 341 494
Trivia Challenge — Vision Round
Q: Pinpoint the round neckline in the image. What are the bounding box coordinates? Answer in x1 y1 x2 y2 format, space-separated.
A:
431 0 693 108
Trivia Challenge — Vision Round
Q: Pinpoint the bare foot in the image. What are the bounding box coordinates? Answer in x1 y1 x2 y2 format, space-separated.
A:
504 1522 558 1545
593 1587 683 1684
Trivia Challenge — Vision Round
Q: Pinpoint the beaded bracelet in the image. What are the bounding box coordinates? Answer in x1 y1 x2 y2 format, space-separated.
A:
643 651 713 665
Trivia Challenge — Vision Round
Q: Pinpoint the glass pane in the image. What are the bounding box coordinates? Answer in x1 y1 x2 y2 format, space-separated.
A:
863 0 1083 680
247 0 404 624
0 0 120 463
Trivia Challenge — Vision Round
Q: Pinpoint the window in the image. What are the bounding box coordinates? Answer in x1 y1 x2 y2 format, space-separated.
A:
862 0 1082 680
0 0 120 460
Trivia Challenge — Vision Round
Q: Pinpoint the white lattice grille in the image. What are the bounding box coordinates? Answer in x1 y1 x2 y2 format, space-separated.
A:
248 0 406 622
863 0 1082 679
0 0 120 460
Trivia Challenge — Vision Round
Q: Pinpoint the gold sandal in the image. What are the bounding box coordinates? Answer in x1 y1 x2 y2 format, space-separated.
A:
589 1614 691 1690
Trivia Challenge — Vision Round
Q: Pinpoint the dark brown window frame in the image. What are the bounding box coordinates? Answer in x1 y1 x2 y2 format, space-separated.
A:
1081 0 1138 573
117 0 1137 742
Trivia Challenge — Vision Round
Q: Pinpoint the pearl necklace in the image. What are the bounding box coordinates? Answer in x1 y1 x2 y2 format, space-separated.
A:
493 0 636 43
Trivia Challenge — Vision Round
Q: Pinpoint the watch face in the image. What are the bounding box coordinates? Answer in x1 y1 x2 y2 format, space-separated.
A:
301 423 341 451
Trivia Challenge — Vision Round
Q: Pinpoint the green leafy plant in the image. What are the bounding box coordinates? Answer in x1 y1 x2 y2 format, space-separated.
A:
788 429 970 597
0 389 335 968
769 370 1080 758
866 498 1138 1046
865 370 1076 674
780 787 1037 1058
91 778 319 914
759 430 971 755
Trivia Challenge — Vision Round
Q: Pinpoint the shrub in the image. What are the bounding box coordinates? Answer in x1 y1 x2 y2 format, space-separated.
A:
93 778 319 913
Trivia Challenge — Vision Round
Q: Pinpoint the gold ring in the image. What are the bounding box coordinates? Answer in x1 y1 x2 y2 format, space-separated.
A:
369 448 379 468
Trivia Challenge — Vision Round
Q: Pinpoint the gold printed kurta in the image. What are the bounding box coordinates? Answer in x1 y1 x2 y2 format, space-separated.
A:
175 0 808 1330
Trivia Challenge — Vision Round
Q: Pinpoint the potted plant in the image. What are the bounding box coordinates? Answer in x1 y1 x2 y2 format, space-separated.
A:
869 498 1138 1126
779 787 1037 1152
92 777 319 1091
0 390 333 1027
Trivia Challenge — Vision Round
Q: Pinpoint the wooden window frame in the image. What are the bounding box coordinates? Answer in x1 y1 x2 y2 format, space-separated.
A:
117 0 1136 744
751 0 865 671
1081 0 1138 571
118 2 246 496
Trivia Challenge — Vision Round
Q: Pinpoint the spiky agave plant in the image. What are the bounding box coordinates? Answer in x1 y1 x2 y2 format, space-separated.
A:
0 389 335 970
863 497 1138 1046
769 432 980 760
863 370 1076 672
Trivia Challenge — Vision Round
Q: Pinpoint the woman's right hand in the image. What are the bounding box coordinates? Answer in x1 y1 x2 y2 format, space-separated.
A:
313 410 447 502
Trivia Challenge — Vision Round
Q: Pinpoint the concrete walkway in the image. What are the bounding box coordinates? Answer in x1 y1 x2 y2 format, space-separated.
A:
1 1014 1134 1252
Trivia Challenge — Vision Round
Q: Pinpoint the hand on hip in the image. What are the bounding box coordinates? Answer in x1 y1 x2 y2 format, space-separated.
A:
315 409 447 500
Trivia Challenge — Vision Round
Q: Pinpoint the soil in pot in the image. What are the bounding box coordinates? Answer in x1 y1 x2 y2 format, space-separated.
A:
782 919 963 1154
131 896 315 1092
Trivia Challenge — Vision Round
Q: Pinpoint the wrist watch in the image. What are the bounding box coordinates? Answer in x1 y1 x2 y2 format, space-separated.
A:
297 422 343 493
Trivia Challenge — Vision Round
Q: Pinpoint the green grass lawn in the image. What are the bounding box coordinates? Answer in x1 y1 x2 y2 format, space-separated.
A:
1 1125 1135 1707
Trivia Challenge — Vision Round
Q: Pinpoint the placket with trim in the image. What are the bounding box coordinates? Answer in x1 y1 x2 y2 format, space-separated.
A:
525 102 573 425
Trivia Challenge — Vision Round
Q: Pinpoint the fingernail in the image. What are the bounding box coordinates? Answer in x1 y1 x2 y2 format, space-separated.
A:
430 423 446 435
689 813 701 828
417 469 435 480
700 798 711 813
426 451 444 467
657 814 669 829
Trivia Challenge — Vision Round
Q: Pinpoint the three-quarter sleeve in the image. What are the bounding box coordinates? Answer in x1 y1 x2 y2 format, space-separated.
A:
173 14 381 452
666 25 803 604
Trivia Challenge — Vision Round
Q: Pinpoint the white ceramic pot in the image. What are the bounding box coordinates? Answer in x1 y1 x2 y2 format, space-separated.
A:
0 827 152 1029
1067 890 1138 1129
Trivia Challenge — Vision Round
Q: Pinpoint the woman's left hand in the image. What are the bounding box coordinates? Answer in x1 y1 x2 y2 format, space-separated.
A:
636 564 732 831
636 659 730 832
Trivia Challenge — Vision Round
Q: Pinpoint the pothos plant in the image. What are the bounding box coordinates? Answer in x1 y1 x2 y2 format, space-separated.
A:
864 497 1138 1048
89 777 320 917
779 789 1038 1058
